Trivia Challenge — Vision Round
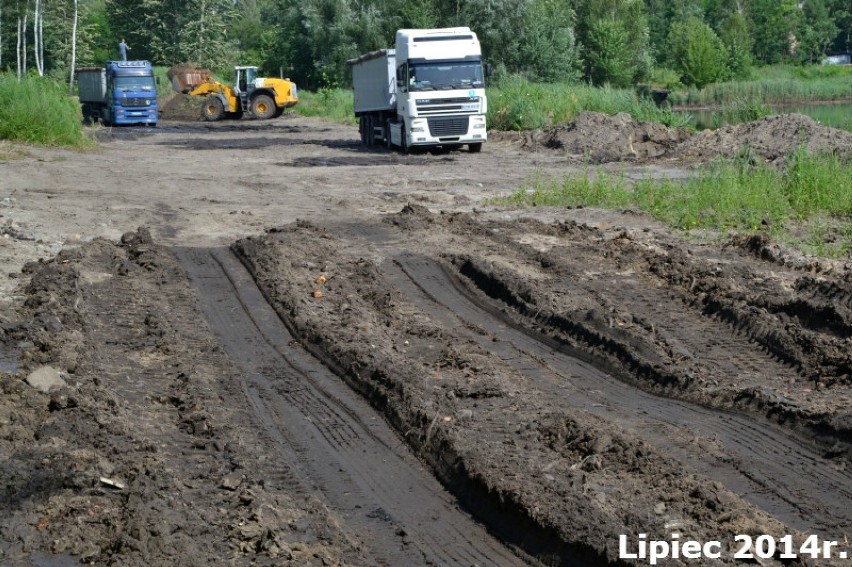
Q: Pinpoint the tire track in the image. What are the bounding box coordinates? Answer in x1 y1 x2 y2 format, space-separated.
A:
177 246 529 566
390 253 852 537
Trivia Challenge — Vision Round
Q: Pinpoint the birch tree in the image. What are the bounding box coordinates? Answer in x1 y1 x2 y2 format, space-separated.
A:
68 0 77 94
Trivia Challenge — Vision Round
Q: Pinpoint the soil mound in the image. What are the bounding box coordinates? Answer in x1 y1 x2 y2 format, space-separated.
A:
529 111 691 163
159 93 201 121
678 113 852 163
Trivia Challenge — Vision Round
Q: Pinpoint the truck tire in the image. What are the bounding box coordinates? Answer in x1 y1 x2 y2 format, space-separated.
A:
202 96 225 121
251 94 276 120
364 116 373 146
468 143 483 153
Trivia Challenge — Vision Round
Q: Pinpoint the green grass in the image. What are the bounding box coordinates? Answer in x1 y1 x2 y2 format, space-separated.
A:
488 150 852 257
0 74 91 147
485 77 693 131
667 64 852 106
295 88 356 125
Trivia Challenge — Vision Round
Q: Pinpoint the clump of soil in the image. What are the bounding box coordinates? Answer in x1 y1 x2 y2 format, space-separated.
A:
495 111 852 166
677 113 852 163
545 111 692 162
498 111 691 163
159 93 202 121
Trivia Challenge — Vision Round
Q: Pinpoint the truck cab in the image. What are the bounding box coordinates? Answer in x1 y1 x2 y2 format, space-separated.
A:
104 61 158 126
392 28 488 151
349 27 488 153
77 60 158 126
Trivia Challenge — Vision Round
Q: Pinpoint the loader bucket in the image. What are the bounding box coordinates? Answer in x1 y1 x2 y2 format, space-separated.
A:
167 64 213 94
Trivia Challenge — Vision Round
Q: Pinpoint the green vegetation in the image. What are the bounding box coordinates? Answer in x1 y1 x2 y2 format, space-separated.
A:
0 74 90 147
484 78 693 131
668 65 852 106
296 89 356 125
489 151 852 257
3 0 850 92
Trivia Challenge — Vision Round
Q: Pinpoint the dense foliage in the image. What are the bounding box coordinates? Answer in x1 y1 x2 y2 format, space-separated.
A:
0 0 849 89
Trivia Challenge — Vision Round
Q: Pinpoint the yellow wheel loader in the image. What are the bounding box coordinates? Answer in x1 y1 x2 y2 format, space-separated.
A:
168 65 298 121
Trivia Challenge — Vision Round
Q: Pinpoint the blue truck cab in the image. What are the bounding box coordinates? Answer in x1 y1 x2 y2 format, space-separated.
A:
77 60 158 126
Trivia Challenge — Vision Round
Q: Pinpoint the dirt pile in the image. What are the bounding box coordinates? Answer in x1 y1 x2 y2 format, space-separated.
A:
546 111 692 162
498 111 852 165
677 113 852 163
159 93 201 121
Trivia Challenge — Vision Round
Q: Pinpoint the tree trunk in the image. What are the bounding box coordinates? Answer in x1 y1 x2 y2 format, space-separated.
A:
22 1 29 75
34 0 41 76
68 0 78 96
17 15 22 81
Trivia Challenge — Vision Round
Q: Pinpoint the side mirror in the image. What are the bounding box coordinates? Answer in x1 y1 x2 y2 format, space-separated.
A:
485 62 493 78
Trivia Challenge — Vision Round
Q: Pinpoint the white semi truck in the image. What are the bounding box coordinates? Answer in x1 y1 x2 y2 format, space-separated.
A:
348 28 488 153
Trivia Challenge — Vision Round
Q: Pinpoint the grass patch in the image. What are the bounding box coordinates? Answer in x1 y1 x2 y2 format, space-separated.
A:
488 151 852 257
0 74 90 147
486 77 693 131
295 88 356 125
668 64 852 106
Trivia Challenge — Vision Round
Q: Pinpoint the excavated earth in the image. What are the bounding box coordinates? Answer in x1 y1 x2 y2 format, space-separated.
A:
1 111 851 566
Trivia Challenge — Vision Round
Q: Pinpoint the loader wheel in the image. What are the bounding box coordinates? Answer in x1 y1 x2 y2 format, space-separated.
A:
251 94 276 120
202 96 225 121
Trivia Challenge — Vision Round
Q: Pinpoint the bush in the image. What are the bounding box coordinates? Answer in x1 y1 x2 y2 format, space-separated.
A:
0 74 89 147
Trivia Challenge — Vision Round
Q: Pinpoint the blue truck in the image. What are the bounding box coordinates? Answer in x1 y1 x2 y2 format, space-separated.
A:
76 60 158 126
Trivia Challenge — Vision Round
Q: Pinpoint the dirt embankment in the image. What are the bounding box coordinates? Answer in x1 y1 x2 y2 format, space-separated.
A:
495 111 852 164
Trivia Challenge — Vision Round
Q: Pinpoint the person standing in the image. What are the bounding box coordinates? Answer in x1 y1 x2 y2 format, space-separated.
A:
119 38 131 61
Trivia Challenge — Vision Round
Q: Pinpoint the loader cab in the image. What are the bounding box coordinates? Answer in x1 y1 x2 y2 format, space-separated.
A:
235 66 259 94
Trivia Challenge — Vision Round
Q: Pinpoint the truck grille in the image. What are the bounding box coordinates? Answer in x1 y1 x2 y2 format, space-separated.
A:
428 116 469 137
416 97 480 115
121 97 154 107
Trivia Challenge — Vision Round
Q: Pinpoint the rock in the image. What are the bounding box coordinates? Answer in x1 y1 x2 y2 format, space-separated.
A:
221 472 243 491
654 502 666 515
26 366 66 393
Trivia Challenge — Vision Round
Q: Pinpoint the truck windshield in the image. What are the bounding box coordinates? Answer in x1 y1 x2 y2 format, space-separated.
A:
409 61 483 91
115 76 155 92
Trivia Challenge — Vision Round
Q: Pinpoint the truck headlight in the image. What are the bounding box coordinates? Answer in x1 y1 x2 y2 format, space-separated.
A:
411 126 425 133
473 123 486 130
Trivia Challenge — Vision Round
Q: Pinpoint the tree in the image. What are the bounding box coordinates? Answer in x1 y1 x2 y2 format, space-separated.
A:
511 0 581 82
797 0 838 63
576 0 651 85
585 19 633 86
719 10 752 78
667 16 729 87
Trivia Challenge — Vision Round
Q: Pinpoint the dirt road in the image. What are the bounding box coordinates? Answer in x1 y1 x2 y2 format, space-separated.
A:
1 115 850 565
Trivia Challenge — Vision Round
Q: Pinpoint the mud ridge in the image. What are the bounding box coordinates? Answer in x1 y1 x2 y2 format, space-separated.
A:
231 239 616 566
386 207 852 448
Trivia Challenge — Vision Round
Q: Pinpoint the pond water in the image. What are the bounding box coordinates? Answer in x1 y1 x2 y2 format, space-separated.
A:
681 101 852 132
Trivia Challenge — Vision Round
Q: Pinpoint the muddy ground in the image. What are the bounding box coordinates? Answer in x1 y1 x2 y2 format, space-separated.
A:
1 111 851 566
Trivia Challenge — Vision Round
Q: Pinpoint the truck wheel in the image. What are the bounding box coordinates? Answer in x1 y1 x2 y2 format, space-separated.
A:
468 143 483 153
364 116 373 146
202 96 225 121
251 94 276 119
